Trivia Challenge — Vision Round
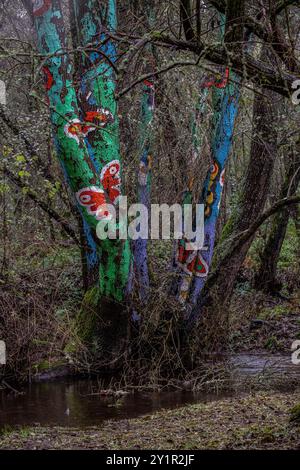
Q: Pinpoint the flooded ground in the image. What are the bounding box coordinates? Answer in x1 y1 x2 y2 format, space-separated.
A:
0 354 299 429
231 353 299 376
0 380 232 428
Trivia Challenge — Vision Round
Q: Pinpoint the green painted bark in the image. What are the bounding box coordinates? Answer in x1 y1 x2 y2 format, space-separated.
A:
33 2 101 230
76 0 131 301
33 0 131 303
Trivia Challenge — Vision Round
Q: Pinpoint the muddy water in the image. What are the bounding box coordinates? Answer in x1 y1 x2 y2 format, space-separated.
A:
0 380 229 428
231 353 299 376
0 354 298 428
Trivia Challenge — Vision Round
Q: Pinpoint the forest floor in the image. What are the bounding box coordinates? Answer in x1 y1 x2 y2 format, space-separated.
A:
229 287 300 353
1 270 299 450
0 391 300 450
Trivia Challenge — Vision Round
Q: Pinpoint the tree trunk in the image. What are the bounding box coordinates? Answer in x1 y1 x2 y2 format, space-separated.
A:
32 0 131 364
198 85 280 318
254 140 300 292
133 9 156 303
175 2 245 314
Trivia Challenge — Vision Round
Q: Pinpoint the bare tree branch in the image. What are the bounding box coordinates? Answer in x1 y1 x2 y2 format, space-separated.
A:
180 0 195 42
3 168 80 245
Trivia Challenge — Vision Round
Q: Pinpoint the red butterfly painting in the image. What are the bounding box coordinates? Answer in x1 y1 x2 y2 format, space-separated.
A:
76 187 112 221
42 67 54 92
32 0 51 16
203 67 230 89
177 245 209 278
84 108 114 128
64 109 114 144
194 253 209 278
100 160 121 204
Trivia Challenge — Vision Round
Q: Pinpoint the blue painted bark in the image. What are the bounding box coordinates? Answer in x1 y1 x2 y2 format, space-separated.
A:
32 1 102 230
75 0 131 301
175 86 209 304
189 74 240 307
32 0 131 302
175 14 227 306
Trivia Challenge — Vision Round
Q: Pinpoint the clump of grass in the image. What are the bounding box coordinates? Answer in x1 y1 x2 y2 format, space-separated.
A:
289 403 300 425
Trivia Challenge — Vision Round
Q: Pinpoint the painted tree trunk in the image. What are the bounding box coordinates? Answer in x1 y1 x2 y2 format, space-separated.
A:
32 1 103 228
175 15 238 310
69 0 99 289
76 0 131 302
175 66 236 309
188 71 240 308
32 0 133 362
133 77 155 302
33 0 131 303
132 4 156 304
198 85 280 315
175 85 209 304
186 1 246 324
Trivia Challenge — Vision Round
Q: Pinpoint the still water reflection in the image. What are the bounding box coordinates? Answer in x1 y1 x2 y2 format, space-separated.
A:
0 354 298 428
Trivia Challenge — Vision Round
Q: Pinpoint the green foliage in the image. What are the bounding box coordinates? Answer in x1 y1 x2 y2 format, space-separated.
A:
41 246 81 270
0 425 14 437
65 286 100 354
17 170 30 178
45 180 61 200
264 335 281 351
278 220 298 270
33 359 66 373
258 305 287 320
151 31 163 39
15 154 26 164
290 404 300 424
0 182 10 195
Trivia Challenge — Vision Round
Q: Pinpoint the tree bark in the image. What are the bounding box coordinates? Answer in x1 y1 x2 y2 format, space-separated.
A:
196 84 280 317
132 5 157 304
180 0 195 42
254 141 300 292
31 0 131 364
175 2 245 312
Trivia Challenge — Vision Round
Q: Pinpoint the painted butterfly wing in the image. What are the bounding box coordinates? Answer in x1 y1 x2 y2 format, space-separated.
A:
76 187 111 221
33 0 51 16
100 160 121 203
195 254 209 277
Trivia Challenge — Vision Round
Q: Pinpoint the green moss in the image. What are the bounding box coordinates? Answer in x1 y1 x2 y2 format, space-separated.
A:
258 305 287 320
64 286 99 354
151 31 163 39
33 359 67 373
290 403 300 423
211 210 240 270
278 220 298 271
264 335 281 351
219 215 236 244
